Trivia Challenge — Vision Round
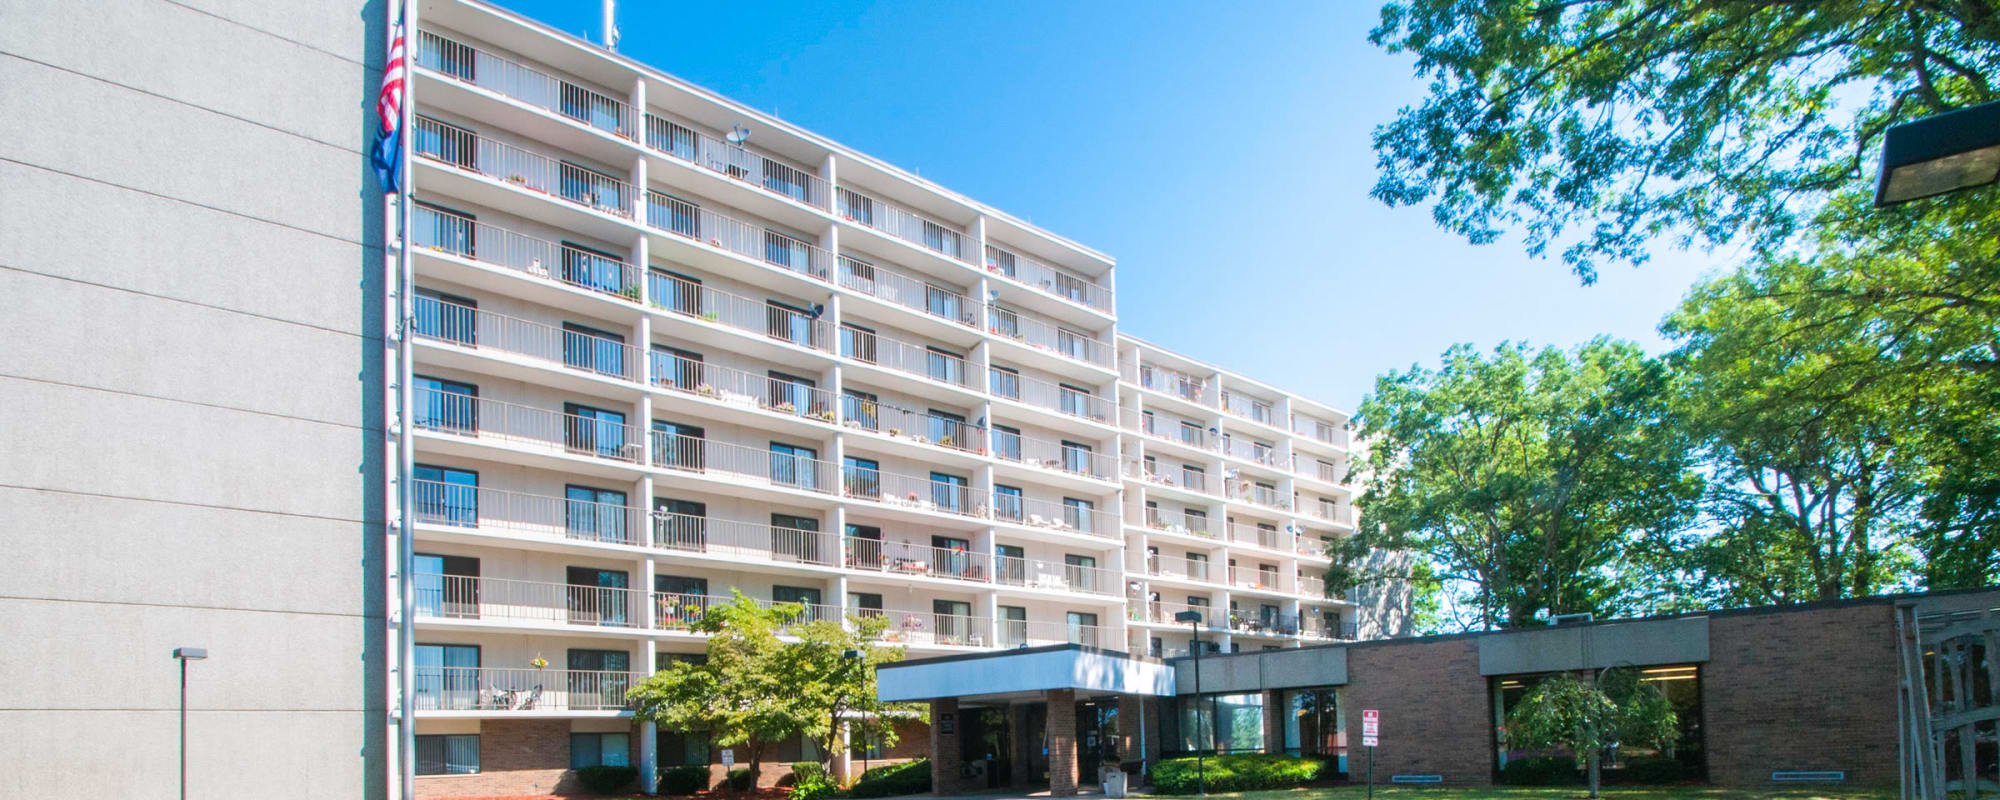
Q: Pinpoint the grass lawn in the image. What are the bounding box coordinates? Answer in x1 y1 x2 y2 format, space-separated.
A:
1137 787 1894 800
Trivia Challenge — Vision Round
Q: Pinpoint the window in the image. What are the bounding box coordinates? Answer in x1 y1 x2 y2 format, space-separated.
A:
772 513 823 564
839 323 877 363
413 463 477 526
933 599 973 644
1186 552 1210 580
773 585 823 621
413 202 475 257
561 322 626 378
988 305 1021 338
1063 498 1095 533
991 425 1022 461
413 643 479 710
835 187 875 226
649 192 700 238
766 300 816 347
413 555 478 620
762 160 814 204
930 472 968 513
1064 554 1098 592
1061 441 1093 476
1058 384 1094 418
926 284 966 323
839 256 877 294
1067 611 1100 646
647 115 698 162
1169 692 1266 755
423 34 476 81
416 734 480 774
770 442 819 490
413 289 476 345
413 116 476 169
921 219 959 257
559 161 624 212
1251 441 1274 465
1141 411 1156 435
848 591 884 615
413 376 477 434
989 366 1021 399
565 485 628 544
986 246 1017 278
651 420 704 471
926 346 964 385
567 649 632 709
1180 421 1204 447
649 269 702 317
558 81 622 133
992 484 1024 522
1056 327 1089 361
560 242 625 295
571 733 631 769
1054 270 1090 304
842 390 879 430
994 545 1026 585
658 728 711 768
931 535 973 578
927 410 967 448
565 567 629 627
998 605 1028 647
1182 465 1206 492
843 456 880 499
844 524 883 568
656 574 709 626
1184 508 1209 534
651 346 704 391
766 371 818 416
563 403 628 459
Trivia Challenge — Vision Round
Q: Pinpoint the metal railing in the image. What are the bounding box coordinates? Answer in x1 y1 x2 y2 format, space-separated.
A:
413 573 644 628
645 271 835 353
838 256 981 329
411 480 642 546
835 186 971 263
1222 437 1284 469
992 494 1117 538
990 430 1116 481
411 666 637 712
643 112 830 210
1300 617 1358 641
1222 392 1278 426
845 401 985 453
840 326 972 388
1297 574 1328 599
413 206 640 301
1294 536 1333 558
416 31 636 141
1121 408 1223 451
867 609 990 647
1017 618 1107 648
651 592 843 631
412 295 639 382
1148 556 1216 584
651 512 839 566
993 555 1118 596
413 117 634 218
984 244 1113 313
1304 498 1351 526
1294 416 1348 448
843 537 990 583
1228 482 1290 510
990 369 1110 422
1227 565 1285 592
1227 522 1288 551
412 387 644 464
1132 601 1227 628
985 306 1114 368
841 464 982 518
648 350 835 422
645 190 833 280
1308 459 1343 484
1137 364 1207 403
1125 461 1218 497
1142 506 1218 539
1224 610 1303 637
649 432 837 494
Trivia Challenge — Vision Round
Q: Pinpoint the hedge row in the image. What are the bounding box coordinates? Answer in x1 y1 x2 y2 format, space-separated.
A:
846 759 931 798
1151 754 1325 794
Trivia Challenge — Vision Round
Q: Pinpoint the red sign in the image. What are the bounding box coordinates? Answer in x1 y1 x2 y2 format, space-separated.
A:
1362 709 1380 742
1363 709 1379 722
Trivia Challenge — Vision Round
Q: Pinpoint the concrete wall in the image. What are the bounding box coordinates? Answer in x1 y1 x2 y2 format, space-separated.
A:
0 0 386 797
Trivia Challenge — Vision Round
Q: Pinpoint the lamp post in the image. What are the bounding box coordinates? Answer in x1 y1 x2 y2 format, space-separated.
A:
173 647 208 800
1874 99 2000 206
1172 610 1206 797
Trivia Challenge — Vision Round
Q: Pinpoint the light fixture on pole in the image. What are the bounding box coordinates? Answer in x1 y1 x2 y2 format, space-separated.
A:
1874 99 2000 206
1172 610 1207 797
173 647 208 800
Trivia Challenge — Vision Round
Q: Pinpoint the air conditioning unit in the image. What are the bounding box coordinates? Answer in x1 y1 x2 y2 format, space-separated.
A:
1549 612 1595 626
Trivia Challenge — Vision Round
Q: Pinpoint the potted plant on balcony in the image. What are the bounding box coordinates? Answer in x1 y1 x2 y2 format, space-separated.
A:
937 435 954 448
773 402 797 414
529 656 548 670
620 285 641 301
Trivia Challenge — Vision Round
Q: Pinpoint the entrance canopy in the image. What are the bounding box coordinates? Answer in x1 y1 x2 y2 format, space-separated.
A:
876 644 1175 703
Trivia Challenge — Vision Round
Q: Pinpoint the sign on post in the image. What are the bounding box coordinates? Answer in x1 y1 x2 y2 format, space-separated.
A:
720 749 735 767
1362 708 1380 746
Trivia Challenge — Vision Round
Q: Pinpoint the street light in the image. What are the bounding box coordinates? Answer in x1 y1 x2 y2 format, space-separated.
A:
1172 610 1207 797
173 647 208 800
1875 99 2000 206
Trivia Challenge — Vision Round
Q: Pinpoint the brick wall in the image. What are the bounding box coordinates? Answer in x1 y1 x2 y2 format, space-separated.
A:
1046 689 1078 796
1341 637 1492 786
1704 603 1900 787
415 718 572 799
929 698 964 795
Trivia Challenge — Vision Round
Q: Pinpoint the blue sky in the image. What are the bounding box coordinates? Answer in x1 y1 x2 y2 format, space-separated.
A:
494 0 1726 412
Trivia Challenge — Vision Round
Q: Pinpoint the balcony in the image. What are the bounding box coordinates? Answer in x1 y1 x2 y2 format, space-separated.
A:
1131 600 1227 630
1297 574 1328 599
1304 499 1353 527
985 305 1114 369
840 325 973 390
1221 391 1279 427
838 255 981 329
1228 565 1284 592
1002 618 1109 649
992 494 1119 539
1226 522 1289 552
650 432 837 495
644 114 830 211
841 398 986 455
414 573 644 629
1293 415 1349 449
1124 462 1219 498
651 592 843 633
411 666 637 714
1224 610 1304 638
652 512 840 567
412 479 643 548
1136 364 1208 405
1146 556 1218 585
843 538 990 584
993 554 1120 596
645 191 833 281
413 388 643 465
413 117 634 219
414 206 641 302
1221 437 1284 470
840 464 983 519
989 429 1117 483
989 368 1111 425
645 271 835 354
415 31 637 142
984 244 1113 314
1123 409 1222 452
1141 507 1219 540
1227 482 1291 511
649 350 836 423
1300 617 1359 641
413 295 640 384
869 609 991 648
835 186 971 264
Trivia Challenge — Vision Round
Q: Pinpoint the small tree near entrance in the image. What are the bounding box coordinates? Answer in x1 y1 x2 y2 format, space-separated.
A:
1502 668 1678 798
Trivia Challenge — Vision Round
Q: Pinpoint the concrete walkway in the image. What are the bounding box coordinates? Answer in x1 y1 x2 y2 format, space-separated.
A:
891 788 1112 800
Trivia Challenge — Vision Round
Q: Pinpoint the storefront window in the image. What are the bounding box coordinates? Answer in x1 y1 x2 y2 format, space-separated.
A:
1167 692 1265 754
1281 687 1346 772
1491 664 1705 780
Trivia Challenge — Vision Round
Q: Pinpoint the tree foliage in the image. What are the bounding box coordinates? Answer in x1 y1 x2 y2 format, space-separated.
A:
1334 339 1702 629
1370 0 2000 279
788 612 926 769
1504 669 1679 798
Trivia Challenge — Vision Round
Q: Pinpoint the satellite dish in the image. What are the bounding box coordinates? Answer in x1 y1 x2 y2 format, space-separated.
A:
726 124 751 146
987 289 1000 303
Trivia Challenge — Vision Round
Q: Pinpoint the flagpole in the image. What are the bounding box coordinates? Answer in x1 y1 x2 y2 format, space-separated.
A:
394 0 418 797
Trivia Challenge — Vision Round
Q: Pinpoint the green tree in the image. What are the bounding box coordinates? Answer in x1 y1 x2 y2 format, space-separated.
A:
628 591 816 785
1332 339 1702 629
1369 0 1998 280
786 612 925 770
1504 669 1680 798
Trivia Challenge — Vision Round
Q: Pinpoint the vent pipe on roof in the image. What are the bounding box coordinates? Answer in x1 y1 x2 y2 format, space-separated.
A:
1549 612 1594 626
601 0 619 51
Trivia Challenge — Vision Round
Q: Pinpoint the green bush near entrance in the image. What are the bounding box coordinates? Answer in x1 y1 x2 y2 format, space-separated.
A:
846 759 931 798
1499 756 1581 786
1152 753 1327 794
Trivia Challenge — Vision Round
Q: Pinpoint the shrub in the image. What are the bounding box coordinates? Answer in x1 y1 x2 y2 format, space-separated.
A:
1616 755 1690 784
725 767 756 791
1500 755 1581 786
658 765 710 795
791 761 836 800
1150 753 1325 794
575 764 639 794
847 759 931 798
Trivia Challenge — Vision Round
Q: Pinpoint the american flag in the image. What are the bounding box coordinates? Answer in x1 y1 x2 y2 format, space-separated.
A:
371 14 407 194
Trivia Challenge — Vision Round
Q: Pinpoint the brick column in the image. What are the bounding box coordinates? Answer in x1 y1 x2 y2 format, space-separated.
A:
1262 689 1285 753
930 698 962 796
1009 703 1034 788
1117 695 1143 768
1047 689 1079 797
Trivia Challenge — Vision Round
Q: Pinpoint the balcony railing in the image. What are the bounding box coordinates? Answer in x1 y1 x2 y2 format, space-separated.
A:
1300 617 1358 641
989 369 1111 423
1137 365 1208 404
646 190 833 281
416 31 636 141
984 244 1113 313
1147 557 1216 584
412 117 634 219
1227 482 1290 510
1125 462 1219 497
414 573 644 629
651 591 843 631
992 494 1118 538
840 326 971 388
994 556 1118 596
1132 601 1227 629
986 306 1114 368
843 400 985 454
838 256 981 329
867 609 990 648
835 186 971 264
651 511 840 567
650 432 837 494
643 113 830 210
843 538 990 583
1227 522 1288 551
841 465 981 518
1295 536 1334 559
1297 574 1328 599
1222 437 1284 469
1141 507 1218 539
412 388 644 464
411 666 637 712
1122 409 1223 451
1014 618 1108 648
1222 392 1278 426
990 430 1116 482
649 350 835 422
1228 566 1285 592
1305 499 1352 526
1294 416 1348 448
1224 610 1304 637
413 206 641 301
645 271 835 353
412 479 642 547
413 295 639 383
